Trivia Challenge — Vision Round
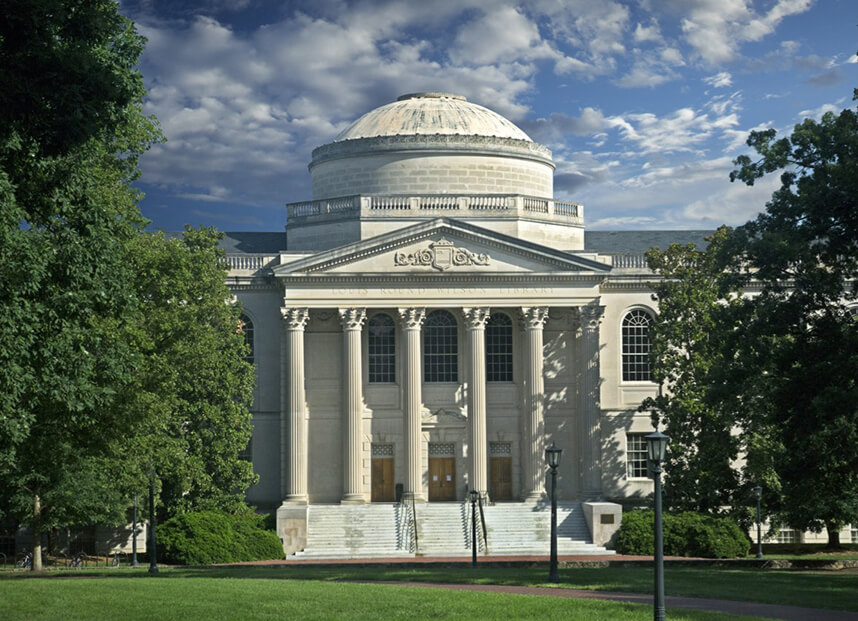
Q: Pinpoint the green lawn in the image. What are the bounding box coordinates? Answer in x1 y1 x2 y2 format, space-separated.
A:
0 574 758 621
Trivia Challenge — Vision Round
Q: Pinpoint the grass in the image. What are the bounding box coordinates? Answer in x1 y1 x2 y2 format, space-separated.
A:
0 574 759 621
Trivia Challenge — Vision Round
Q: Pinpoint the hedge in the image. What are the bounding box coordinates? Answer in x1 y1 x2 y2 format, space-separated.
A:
615 510 749 558
159 511 284 565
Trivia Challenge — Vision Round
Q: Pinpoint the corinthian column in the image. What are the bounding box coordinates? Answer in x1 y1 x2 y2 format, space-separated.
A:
281 307 310 503
398 308 426 502
339 308 367 504
463 307 490 499
576 304 605 499
520 307 549 501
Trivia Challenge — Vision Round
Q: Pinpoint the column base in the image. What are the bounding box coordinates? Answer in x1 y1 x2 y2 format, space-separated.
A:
282 495 308 505
521 491 545 502
402 491 427 503
340 495 366 505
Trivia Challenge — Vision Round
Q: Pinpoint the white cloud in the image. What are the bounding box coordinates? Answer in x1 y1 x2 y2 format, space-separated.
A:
798 102 844 120
633 19 663 44
703 71 733 88
606 104 739 154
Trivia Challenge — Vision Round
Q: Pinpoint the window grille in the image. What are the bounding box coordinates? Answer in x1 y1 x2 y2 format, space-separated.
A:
486 313 513 382
428 443 455 457
622 309 653 381
489 442 512 456
626 433 649 478
371 443 394 458
424 310 458 382
368 313 396 383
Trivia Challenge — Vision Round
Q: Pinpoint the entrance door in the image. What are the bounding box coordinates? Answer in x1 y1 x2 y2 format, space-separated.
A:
371 458 395 502
490 457 513 501
428 457 456 501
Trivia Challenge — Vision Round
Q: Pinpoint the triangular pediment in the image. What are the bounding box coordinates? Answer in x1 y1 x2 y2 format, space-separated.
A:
274 219 611 276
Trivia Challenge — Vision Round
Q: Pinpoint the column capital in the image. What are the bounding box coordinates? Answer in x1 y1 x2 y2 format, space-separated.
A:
575 304 605 331
281 307 310 330
462 307 491 330
520 306 549 330
338 307 367 331
397 307 426 329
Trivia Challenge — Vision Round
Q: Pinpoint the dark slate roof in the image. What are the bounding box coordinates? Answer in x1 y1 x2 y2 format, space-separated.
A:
218 232 288 254
584 230 715 254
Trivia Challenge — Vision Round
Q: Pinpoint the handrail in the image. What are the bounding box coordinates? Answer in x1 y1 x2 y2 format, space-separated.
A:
411 494 419 554
477 495 488 553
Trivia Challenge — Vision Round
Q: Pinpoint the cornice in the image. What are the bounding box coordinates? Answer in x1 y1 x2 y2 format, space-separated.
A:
277 273 606 286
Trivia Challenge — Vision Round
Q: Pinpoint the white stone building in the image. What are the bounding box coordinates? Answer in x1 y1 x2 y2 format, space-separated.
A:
223 93 716 557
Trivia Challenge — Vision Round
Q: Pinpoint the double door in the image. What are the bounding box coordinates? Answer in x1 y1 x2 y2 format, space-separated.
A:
428 457 456 501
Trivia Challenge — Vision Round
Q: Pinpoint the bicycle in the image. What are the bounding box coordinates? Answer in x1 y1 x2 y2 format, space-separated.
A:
16 552 32 570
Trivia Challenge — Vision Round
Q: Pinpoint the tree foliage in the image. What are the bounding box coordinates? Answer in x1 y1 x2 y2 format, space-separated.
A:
726 92 858 544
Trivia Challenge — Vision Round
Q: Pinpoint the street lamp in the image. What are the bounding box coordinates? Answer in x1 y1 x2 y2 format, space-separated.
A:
646 431 669 621
132 493 139 567
754 485 763 560
545 442 563 583
469 489 479 567
148 471 159 575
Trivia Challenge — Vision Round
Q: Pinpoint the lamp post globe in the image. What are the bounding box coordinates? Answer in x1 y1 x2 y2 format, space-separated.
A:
545 442 562 583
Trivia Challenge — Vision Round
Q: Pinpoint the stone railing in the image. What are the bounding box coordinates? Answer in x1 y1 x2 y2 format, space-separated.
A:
286 194 583 224
606 254 650 270
225 254 278 272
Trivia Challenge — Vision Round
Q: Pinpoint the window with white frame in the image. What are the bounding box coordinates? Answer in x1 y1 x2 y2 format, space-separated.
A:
368 313 396 383
622 309 654 381
775 527 798 543
851 523 857 542
424 310 458 382
240 315 254 364
626 433 649 478
486 312 513 382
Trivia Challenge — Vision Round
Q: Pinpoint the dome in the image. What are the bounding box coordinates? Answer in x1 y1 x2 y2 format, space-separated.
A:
333 92 533 143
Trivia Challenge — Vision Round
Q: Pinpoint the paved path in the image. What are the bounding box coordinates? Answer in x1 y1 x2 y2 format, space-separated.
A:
368 581 858 621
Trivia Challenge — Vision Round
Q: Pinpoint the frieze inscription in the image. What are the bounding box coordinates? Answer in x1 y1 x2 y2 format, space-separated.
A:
394 238 490 271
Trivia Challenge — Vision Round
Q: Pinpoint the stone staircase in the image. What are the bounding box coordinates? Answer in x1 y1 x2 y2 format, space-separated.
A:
482 502 614 556
290 501 614 559
291 503 410 559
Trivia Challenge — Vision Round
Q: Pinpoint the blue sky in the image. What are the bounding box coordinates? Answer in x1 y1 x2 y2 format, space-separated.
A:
123 0 857 232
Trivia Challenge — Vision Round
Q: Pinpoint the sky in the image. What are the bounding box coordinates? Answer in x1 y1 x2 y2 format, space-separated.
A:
122 0 857 233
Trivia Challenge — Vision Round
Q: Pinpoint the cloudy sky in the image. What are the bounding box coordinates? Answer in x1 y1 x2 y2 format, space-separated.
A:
123 0 857 232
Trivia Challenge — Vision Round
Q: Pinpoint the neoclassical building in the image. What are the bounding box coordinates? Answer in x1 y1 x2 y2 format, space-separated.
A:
223 93 711 557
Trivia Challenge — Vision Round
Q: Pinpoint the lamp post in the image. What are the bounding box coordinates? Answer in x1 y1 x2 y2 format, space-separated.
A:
754 485 763 560
545 442 562 583
469 489 479 567
131 493 139 567
646 431 669 621
148 471 159 575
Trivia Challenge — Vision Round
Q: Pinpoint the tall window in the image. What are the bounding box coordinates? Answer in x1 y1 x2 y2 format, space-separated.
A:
240 315 254 364
424 310 458 382
368 313 396 383
626 433 649 478
486 312 513 382
622 309 653 381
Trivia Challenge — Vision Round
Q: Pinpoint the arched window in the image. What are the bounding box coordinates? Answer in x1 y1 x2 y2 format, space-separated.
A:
424 310 458 382
240 315 254 364
368 313 396 383
622 309 653 381
486 312 513 382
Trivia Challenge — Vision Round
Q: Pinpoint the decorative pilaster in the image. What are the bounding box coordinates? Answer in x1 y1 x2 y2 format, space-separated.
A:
281 307 310 503
339 308 367 504
463 307 490 499
520 306 549 501
576 304 605 499
398 308 426 502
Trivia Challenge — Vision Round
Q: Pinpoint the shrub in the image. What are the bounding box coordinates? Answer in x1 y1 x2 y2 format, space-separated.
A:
159 511 284 565
615 510 749 558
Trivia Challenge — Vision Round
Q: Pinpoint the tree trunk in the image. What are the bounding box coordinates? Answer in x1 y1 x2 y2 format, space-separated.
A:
826 523 841 549
31 494 43 571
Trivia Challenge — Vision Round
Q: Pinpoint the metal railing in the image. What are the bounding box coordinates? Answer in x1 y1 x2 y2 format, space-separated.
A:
410 494 419 555
477 495 488 554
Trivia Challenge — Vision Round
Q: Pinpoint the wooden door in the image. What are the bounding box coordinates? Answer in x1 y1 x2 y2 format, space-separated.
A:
428 457 456 501
490 457 513 501
371 458 395 502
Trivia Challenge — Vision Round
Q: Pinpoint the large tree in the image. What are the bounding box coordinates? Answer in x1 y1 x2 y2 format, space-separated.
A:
727 91 858 545
0 1 160 569
125 228 256 519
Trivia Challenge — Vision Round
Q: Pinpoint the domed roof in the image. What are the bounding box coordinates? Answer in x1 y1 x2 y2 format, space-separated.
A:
333 93 533 143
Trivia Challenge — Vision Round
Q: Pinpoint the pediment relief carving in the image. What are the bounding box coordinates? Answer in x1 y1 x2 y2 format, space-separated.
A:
394 238 490 271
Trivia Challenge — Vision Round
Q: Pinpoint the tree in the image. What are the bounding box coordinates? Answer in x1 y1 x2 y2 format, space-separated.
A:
125 228 256 518
643 228 743 514
728 90 858 545
0 1 161 569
